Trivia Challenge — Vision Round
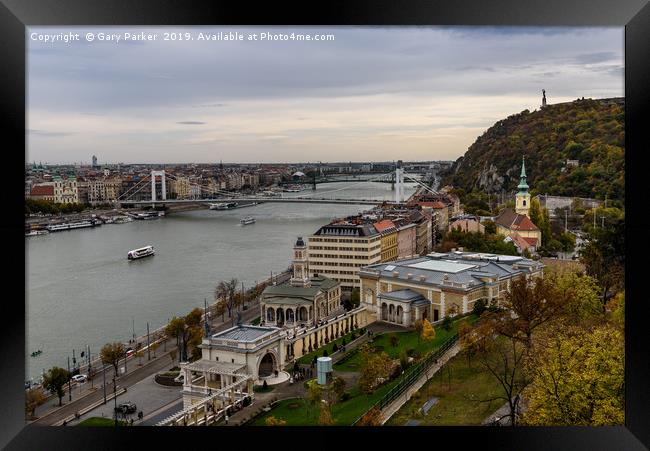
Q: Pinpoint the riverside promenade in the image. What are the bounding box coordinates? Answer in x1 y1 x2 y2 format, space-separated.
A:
28 271 290 426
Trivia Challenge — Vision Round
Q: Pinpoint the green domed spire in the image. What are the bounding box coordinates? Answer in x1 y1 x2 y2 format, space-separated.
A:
517 156 529 194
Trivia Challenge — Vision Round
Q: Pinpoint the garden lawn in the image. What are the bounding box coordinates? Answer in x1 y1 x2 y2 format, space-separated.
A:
295 330 360 365
334 316 475 372
250 375 405 426
77 417 127 426
385 349 504 425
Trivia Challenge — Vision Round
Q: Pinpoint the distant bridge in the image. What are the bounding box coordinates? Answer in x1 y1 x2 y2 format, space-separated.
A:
122 197 387 207
117 165 438 207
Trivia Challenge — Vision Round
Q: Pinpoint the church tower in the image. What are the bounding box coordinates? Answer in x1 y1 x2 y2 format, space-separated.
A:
515 156 531 217
290 236 311 287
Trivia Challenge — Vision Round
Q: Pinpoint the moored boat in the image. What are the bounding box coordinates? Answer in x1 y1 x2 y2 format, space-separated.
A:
127 245 155 260
209 202 239 210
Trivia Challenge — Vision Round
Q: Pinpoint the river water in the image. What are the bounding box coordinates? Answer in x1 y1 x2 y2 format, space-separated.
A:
26 181 417 381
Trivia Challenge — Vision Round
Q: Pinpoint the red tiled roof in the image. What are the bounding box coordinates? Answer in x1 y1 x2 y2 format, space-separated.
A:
30 185 53 196
373 219 396 233
495 208 539 231
508 232 532 251
523 237 538 246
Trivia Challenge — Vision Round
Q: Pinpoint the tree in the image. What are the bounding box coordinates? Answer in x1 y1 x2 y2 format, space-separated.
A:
25 388 46 418
529 197 542 228
350 288 360 307
319 400 334 425
265 416 286 426
215 278 239 324
421 319 436 343
441 315 452 331
42 367 70 407
136 349 145 366
483 219 497 235
169 348 177 365
151 341 160 358
389 334 399 347
414 320 423 344
358 345 393 394
329 377 347 404
553 271 602 319
165 308 204 362
501 276 564 348
357 406 383 426
610 291 625 328
458 320 474 368
466 318 530 427
522 323 624 425
472 299 487 317
100 342 126 378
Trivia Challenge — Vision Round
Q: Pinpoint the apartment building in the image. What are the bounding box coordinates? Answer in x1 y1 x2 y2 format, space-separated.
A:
308 221 382 291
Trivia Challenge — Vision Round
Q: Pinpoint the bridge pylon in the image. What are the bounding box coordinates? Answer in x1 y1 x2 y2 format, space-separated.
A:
151 170 166 201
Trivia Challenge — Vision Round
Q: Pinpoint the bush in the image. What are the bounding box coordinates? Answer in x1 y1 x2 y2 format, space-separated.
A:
323 349 329 357
342 338 347 346
332 343 338 353
340 392 351 402
389 335 399 347
243 396 252 407
472 299 487 317
441 316 452 331
263 380 268 390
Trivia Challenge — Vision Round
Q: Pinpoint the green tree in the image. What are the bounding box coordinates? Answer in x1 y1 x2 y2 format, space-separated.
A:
441 315 452 331
100 342 126 378
529 197 542 228
483 219 497 235
42 367 71 407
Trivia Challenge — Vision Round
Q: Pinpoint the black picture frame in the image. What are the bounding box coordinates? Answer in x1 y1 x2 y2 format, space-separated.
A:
2 1 648 449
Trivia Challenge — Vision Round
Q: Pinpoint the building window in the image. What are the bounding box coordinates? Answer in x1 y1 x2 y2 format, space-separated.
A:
231 358 235 363
215 356 219 361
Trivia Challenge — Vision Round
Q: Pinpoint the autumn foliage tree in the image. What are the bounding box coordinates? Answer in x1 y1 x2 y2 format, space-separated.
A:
358 344 393 394
522 322 624 425
165 308 204 362
421 319 436 343
357 406 383 426
100 342 126 378
265 416 286 426
25 387 46 418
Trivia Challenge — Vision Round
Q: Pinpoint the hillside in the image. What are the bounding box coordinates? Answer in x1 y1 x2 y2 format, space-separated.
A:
441 97 624 203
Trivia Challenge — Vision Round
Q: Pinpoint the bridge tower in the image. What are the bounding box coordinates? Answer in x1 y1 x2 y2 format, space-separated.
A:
395 160 404 203
151 170 167 201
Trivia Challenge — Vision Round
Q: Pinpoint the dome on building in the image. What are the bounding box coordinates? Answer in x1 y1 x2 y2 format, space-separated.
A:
295 236 305 247
292 171 306 178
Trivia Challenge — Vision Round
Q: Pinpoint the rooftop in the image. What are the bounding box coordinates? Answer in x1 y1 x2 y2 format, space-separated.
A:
211 325 279 342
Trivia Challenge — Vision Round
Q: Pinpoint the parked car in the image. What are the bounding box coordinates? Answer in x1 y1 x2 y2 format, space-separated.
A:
71 374 88 383
115 402 137 414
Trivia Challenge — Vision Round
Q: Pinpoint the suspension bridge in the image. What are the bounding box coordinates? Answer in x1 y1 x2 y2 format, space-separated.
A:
117 165 440 208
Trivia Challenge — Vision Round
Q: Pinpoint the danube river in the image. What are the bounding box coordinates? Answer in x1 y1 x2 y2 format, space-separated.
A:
26 181 417 381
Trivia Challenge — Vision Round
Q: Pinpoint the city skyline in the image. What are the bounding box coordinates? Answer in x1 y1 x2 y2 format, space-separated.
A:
28 26 623 164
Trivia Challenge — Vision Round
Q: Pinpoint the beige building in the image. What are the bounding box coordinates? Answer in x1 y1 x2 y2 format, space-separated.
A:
396 223 417 259
260 237 342 328
359 251 544 326
448 217 485 234
53 176 79 204
308 221 382 290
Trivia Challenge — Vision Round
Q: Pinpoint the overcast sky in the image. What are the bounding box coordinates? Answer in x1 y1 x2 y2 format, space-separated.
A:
27 26 623 164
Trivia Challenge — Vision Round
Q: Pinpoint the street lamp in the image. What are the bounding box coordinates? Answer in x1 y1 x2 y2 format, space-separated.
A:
113 377 118 427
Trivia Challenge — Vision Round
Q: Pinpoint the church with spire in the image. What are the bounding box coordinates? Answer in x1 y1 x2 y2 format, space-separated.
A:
494 156 541 254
